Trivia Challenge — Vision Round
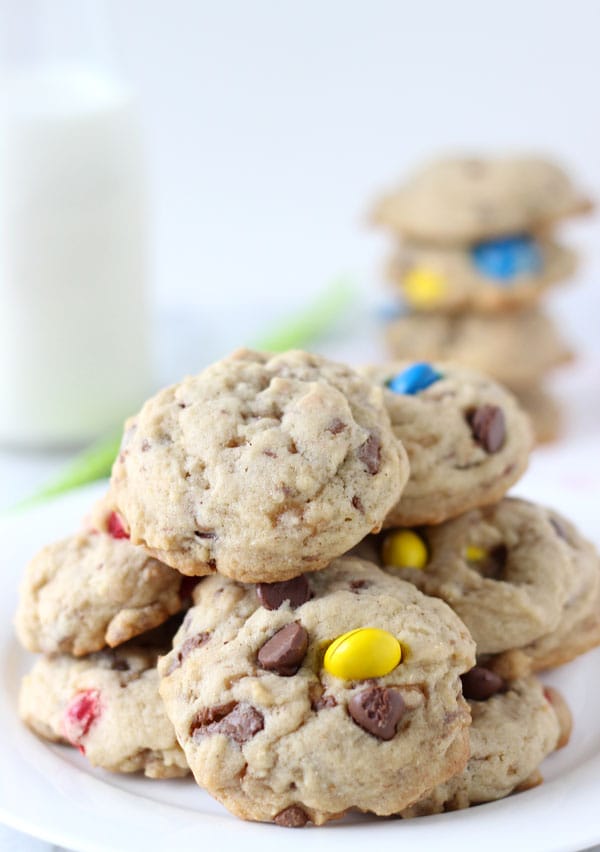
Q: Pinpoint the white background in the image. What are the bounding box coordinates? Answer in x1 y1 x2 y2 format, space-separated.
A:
106 0 600 350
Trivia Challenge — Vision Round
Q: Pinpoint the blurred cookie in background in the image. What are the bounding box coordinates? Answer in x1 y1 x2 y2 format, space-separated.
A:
385 237 576 314
372 153 593 446
383 308 573 392
372 155 592 245
513 386 562 445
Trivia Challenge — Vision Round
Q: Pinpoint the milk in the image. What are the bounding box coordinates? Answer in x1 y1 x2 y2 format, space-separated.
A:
0 64 151 447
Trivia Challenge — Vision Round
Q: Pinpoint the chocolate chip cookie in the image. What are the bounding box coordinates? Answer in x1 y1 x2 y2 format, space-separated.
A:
19 645 189 778
384 308 573 391
487 521 600 679
376 498 599 658
401 673 569 816
372 155 592 245
158 557 475 825
110 349 409 582
359 363 532 526
15 529 186 656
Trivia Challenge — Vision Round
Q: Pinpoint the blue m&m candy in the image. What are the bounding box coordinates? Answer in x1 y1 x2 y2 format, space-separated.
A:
471 235 542 282
386 362 442 395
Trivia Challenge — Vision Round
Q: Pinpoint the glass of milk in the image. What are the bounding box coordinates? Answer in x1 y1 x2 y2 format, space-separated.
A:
0 0 152 447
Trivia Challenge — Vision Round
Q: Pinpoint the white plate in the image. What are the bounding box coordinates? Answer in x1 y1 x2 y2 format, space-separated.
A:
1 467 600 852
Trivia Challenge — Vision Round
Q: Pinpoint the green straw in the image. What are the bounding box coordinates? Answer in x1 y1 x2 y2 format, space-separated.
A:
255 278 355 353
9 279 356 512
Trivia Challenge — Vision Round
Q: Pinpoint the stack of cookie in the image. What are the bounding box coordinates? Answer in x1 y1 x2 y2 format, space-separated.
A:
372 155 593 443
16 528 191 778
15 349 599 826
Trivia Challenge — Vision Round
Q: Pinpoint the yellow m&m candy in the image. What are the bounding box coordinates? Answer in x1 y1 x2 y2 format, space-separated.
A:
402 267 446 308
382 530 428 570
465 544 487 563
323 627 402 680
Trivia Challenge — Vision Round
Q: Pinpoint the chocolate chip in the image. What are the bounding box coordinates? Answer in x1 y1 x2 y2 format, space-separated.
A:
348 687 405 740
218 704 264 743
467 405 506 453
225 436 247 449
461 666 506 701
256 575 311 610
351 495 365 513
166 632 210 675
191 701 264 744
326 418 347 435
191 701 236 728
550 517 569 542
311 693 337 711
357 433 381 475
273 805 309 827
478 544 508 580
258 623 309 676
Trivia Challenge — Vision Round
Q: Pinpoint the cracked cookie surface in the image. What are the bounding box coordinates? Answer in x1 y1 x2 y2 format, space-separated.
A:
19 644 189 778
359 363 532 526
158 557 475 825
110 349 409 582
15 529 185 656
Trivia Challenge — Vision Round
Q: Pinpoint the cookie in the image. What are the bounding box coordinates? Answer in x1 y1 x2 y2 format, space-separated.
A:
110 349 409 582
384 308 573 391
386 237 576 313
158 557 475 825
372 155 592 245
487 528 600 679
359 362 532 526
19 644 189 778
15 528 186 656
376 498 599 658
401 674 568 816
513 386 562 445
